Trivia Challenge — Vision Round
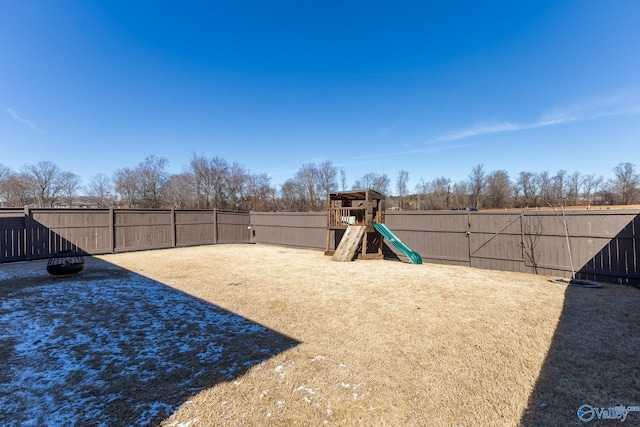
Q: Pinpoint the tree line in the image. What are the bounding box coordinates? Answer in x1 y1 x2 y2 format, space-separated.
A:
0 154 638 211
404 163 639 210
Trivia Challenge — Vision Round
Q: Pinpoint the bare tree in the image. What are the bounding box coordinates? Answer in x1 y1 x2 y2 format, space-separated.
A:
59 171 81 207
597 181 617 206
164 173 194 209
339 168 347 191
485 170 511 209
611 162 639 205
353 172 390 194
189 153 214 209
0 164 10 182
414 178 428 210
87 173 116 207
210 157 229 209
296 163 320 211
426 176 451 210
396 170 409 210
113 167 140 208
136 155 169 208
515 171 538 208
451 180 470 209
566 171 582 206
279 162 336 212
0 164 13 206
581 174 603 206
22 161 65 207
468 164 486 210
520 215 545 274
247 173 276 211
279 178 306 211
537 171 553 206
551 169 567 204
0 170 33 207
226 162 250 210
317 160 338 207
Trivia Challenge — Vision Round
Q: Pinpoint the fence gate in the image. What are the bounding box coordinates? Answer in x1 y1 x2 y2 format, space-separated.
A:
469 213 527 273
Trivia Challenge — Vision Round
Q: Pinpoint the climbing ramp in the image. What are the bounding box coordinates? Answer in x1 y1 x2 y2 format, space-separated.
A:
332 225 366 262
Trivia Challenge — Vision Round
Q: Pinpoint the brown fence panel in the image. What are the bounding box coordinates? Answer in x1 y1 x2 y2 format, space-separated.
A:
469 212 525 273
114 209 173 252
27 208 112 258
562 210 639 284
386 211 470 265
0 208 250 262
0 209 26 261
216 211 251 243
250 212 326 249
509 210 640 282
521 211 580 277
175 210 217 247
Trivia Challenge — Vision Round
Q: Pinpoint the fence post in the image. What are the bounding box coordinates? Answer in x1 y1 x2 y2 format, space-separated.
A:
171 209 176 248
466 210 472 267
109 208 115 253
520 210 526 266
23 206 31 260
213 209 218 244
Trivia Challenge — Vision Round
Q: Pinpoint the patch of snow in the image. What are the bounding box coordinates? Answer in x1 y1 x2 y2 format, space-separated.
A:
0 269 283 426
295 385 316 395
0 261 46 281
166 418 200 427
274 364 286 378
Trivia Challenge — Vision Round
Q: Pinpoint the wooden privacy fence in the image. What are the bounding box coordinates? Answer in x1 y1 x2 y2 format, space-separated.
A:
250 209 640 285
0 208 250 261
249 211 327 249
2 208 639 285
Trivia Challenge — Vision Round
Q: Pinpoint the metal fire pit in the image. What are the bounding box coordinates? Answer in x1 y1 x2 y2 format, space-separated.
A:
47 250 85 276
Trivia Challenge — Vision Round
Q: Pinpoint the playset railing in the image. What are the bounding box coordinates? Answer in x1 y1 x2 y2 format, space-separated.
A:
327 207 366 228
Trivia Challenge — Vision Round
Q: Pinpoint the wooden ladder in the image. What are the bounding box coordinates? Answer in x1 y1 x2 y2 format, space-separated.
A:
332 225 366 262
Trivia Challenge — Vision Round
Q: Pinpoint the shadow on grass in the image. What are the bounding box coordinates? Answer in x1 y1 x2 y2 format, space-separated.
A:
520 284 640 427
0 257 300 426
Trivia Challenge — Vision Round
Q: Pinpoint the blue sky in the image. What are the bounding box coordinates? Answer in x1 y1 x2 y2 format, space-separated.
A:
1 0 639 193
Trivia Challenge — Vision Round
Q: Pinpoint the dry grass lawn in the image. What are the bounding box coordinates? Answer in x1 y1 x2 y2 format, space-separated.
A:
2 244 639 426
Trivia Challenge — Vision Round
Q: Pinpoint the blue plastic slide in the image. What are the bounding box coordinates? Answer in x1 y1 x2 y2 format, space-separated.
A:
373 223 423 264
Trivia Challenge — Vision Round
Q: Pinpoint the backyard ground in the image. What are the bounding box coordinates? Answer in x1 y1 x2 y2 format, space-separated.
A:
1 244 639 426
